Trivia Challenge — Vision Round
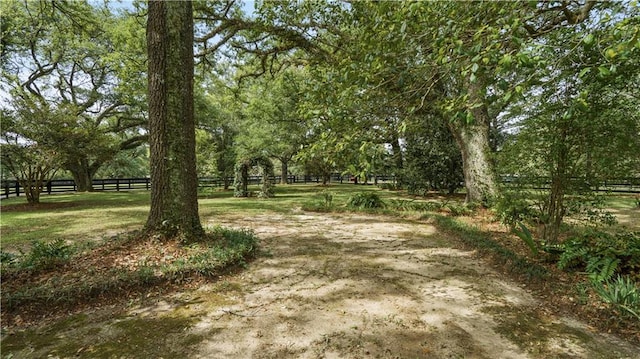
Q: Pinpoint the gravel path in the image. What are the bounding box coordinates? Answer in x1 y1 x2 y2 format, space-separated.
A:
178 213 640 359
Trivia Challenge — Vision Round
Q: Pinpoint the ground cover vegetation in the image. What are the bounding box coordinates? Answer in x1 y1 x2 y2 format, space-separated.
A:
1 0 639 353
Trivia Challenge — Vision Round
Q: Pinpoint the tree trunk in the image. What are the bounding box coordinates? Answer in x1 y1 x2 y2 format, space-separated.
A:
448 79 497 205
280 160 288 184
543 126 570 243
69 169 93 192
145 0 203 240
66 159 96 192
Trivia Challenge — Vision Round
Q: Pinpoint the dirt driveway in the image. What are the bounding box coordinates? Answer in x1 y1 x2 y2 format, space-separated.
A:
5 212 639 358
169 212 637 358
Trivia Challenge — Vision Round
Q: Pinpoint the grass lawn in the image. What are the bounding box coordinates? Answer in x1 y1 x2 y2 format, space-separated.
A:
0 184 416 252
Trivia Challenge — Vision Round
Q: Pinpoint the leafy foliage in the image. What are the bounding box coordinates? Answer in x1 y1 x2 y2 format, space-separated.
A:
493 190 538 229
347 192 385 209
592 276 640 320
513 222 539 256
19 239 72 271
386 199 443 212
558 230 640 282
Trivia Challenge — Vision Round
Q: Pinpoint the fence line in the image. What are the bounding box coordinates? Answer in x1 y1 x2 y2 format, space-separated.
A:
2 175 639 200
1 174 398 199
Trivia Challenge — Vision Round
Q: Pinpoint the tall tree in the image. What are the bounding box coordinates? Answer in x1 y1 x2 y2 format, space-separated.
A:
145 0 203 240
0 0 146 191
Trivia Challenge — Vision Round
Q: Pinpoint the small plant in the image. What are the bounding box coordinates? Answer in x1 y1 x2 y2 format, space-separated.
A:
20 239 72 270
387 199 443 212
444 203 473 216
347 192 385 209
493 191 536 229
513 222 539 255
557 229 640 282
0 250 17 266
592 275 640 320
320 189 333 207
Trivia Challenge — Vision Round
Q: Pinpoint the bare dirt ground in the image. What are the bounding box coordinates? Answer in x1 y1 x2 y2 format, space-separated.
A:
149 212 638 359
3 212 639 358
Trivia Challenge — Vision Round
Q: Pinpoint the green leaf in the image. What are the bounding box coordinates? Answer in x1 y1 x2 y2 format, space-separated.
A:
578 68 591 78
583 34 594 45
514 222 538 255
598 66 611 77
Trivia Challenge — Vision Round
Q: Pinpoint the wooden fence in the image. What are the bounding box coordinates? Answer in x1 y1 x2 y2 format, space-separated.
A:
2 175 638 200
0 174 400 199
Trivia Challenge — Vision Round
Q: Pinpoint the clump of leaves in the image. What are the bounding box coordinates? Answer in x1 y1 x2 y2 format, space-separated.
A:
557 229 640 282
444 203 474 216
513 222 539 255
592 275 640 320
493 190 537 229
320 189 333 207
19 239 72 271
387 199 443 212
347 192 385 209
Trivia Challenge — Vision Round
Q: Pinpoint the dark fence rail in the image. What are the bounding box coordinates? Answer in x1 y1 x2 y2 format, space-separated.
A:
2 175 639 200
1 173 396 199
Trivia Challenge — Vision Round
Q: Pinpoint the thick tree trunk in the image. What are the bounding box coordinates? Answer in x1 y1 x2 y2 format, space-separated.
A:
145 0 203 240
69 169 93 192
66 159 97 192
448 79 497 204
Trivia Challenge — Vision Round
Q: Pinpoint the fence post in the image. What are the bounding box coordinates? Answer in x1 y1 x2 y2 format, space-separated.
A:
15 181 20 197
3 182 8 199
47 181 52 194
116 178 120 191
146 178 150 190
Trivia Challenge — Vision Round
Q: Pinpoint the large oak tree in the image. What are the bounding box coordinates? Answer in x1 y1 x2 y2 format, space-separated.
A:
145 0 203 240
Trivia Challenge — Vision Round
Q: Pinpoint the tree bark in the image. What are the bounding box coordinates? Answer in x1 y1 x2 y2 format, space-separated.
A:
448 79 497 204
280 160 288 184
67 160 95 192
145 0 203 240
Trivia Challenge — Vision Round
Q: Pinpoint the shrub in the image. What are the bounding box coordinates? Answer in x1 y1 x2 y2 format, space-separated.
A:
347 192 385 209
444 203 474 216
493 190 537 228
592 275 640 320
387 199 443 212
20 239 72 271
557 230 640 282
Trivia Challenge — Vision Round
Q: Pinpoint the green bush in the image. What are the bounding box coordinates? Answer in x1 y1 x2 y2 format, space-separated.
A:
493 190 537 228
20 239 72 271
445 203 474 216
387 199 443 212
378 183 400 191
558 230 640 282
347 192 385 209
592 275 640 320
